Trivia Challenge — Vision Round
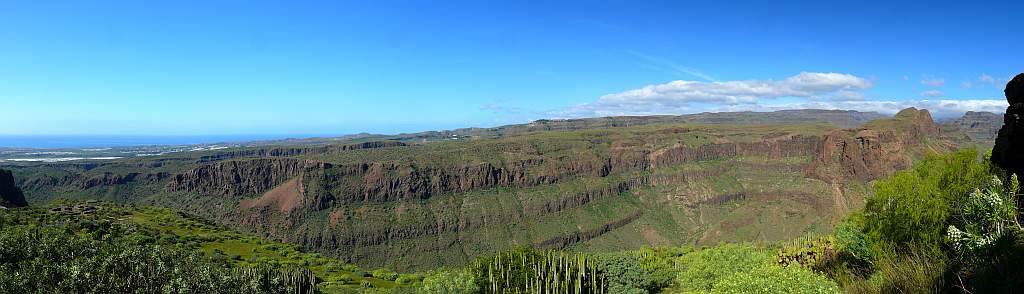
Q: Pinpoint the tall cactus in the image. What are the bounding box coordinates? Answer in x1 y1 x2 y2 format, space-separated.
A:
473 247 605 294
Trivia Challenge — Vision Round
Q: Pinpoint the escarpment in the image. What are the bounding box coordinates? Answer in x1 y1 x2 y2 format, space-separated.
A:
197 141 407 162
809 108 944 181
20 171 169 190
164 113 933 208
648 135 822 168
166 158 331 196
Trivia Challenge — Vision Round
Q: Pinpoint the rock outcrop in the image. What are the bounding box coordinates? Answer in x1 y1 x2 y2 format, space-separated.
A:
993 73 1024 177
0 169 28 207
809 108 940 181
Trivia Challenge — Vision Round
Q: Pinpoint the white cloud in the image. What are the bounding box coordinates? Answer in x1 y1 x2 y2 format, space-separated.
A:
551 72 871 117
921 90 944 97
920 78 945 87
960 81 973 89
548 72 1005 120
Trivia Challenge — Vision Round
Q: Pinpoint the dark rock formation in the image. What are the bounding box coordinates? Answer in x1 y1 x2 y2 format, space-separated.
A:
993 73 1024 177
0 169 28 207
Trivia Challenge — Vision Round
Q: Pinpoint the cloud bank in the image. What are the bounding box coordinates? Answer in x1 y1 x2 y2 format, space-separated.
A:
550 72 1005 119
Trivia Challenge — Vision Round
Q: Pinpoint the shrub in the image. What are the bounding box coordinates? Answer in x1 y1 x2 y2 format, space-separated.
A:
395 274 417 285
947 175 1021 262
372 268 399 281
597 248 674 293
334 274 354 283
872 250 947 294
340 264 362 272
419 270 479 294
713 264 840 294
675 244 773 292
833 216 871 266
864 149 990 255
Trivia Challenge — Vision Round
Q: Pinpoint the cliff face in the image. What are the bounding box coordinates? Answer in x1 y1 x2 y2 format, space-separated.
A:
952 111 1003 144
165 159 329 196
648 135 822 168
809 108 941 181
0 169 28 207
197 141 406 162
164 133 825 206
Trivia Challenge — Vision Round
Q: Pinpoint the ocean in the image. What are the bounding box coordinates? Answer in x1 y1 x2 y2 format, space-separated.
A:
0 135 305 148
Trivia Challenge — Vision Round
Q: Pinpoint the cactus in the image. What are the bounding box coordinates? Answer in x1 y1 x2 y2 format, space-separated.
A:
473 248 605 294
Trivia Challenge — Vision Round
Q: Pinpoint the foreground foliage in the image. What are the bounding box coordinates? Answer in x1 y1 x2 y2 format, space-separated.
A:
0 206 319 293
821 148 1024 293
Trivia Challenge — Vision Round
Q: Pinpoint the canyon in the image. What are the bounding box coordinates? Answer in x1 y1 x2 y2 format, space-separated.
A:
2 108 996 270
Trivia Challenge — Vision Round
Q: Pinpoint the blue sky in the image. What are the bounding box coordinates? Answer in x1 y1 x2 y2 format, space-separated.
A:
0 0 1020 136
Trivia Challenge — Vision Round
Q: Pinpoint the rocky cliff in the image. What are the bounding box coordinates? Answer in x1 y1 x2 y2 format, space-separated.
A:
197 141 407 162
993 73 1024 177
952 111 1003 144
166 159 329 196
0 169 28 207
809 108 942 182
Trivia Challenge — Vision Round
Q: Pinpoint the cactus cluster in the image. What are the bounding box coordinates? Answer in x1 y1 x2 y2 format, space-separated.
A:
473 248 606 294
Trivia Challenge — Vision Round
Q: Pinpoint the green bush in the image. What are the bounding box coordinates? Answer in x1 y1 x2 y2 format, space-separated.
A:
833 216 871 265
864 149 990 255
372 268 399 281
597 248 674 293
675 244 839 294
675 244 774 292
419 270 479 294
713 264 840 294
395 274 419 285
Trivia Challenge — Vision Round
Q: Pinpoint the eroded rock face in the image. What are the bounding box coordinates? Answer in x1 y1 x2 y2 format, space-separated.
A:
165 159 329 196
0 169 28 207
809 108 940 181
993 73 1024 177
953 111 1003 143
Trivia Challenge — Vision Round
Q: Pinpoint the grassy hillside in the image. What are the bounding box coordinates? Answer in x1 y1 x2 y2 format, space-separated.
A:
0 201 415 293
